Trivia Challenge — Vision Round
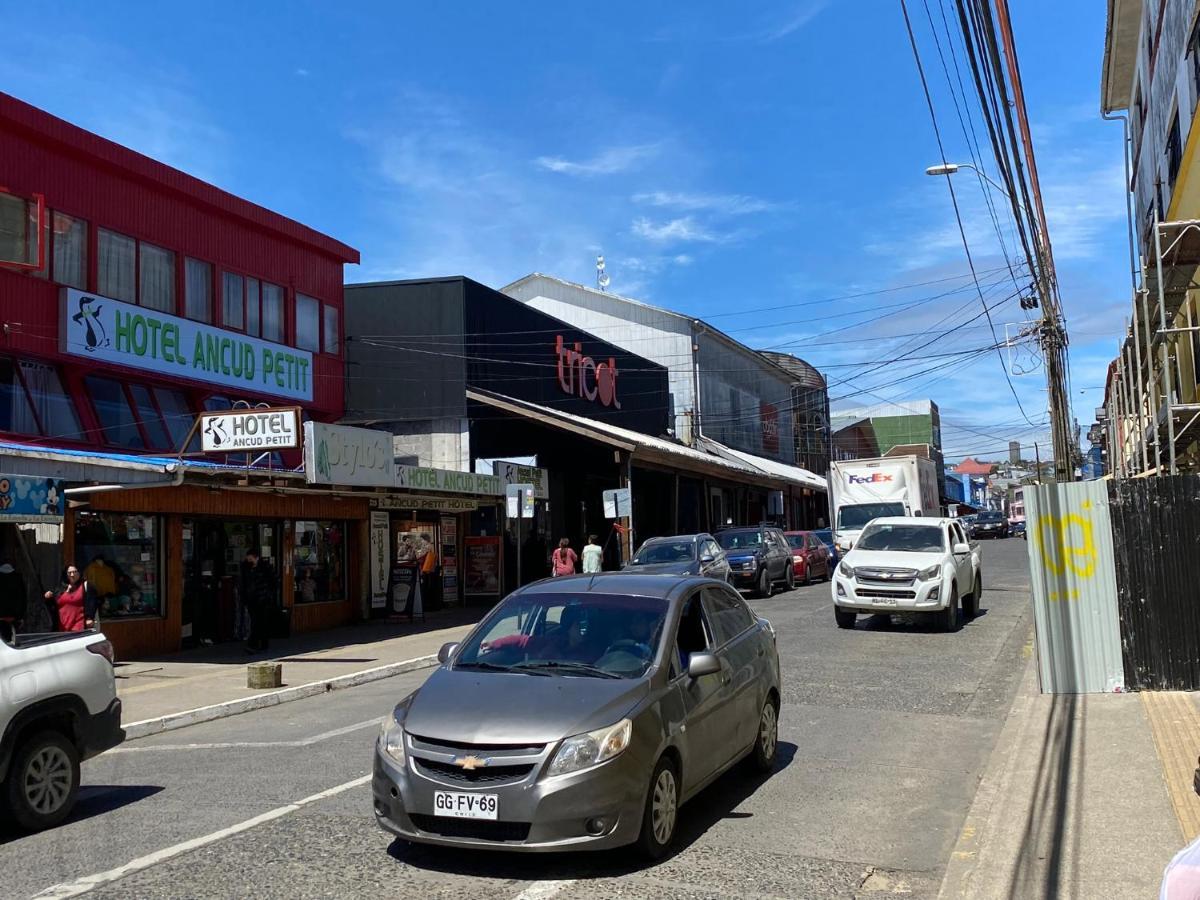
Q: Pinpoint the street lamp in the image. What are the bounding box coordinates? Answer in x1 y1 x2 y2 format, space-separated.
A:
925 162 1023 209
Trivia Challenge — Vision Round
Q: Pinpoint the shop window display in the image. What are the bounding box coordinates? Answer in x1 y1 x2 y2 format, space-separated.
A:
292 520 346 604
74 512 161 618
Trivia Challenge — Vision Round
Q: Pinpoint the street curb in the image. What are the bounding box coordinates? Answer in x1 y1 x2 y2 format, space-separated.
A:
123 654 439 741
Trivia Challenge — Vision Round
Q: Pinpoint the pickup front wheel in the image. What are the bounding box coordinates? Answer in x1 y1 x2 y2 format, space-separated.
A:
5 730 80 832
937 586 960 633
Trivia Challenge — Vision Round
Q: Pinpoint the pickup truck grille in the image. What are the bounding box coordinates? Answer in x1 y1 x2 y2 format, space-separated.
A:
855 567 917 586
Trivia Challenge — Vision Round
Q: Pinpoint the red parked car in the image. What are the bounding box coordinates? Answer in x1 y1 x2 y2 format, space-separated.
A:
784 531 831 585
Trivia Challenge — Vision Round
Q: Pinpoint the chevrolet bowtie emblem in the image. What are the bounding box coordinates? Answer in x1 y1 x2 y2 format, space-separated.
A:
452 755 489 771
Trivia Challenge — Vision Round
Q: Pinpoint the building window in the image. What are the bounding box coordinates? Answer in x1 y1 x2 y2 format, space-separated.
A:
128 384 172 449
153 387 194 449
296 293 319 351
323 305 339 354
0 192 42 270
0 359 40 435
85 375 144 449
75 512 162 619
292 520 346 604
222 271 245 331
98 229 136 303
262 282 284 343
51 212 87 290
139 242 175 313
185 257 212 323
19 360 82 440
1168 113 1183 195
245 277 261 337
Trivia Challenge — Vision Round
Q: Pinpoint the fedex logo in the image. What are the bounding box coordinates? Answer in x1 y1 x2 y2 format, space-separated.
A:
847 473 894 485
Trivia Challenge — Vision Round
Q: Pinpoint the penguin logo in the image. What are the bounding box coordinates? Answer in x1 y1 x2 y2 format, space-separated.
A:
204 418 228 447
71 297 109 351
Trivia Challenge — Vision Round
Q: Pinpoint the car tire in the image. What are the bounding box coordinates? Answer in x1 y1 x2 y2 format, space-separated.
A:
937 586 960 633
754 568 771 598
963 575 981 619
748 697 779 774
834 606 856 629
636 756 680 860
4 729 80 832
785 566 795 592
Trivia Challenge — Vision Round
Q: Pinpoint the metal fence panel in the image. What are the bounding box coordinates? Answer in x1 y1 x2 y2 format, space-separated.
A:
1026 481 1126 693
1109 475 1200 690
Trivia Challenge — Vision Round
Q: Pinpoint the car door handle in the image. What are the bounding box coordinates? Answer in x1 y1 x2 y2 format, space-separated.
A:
756 646 765 657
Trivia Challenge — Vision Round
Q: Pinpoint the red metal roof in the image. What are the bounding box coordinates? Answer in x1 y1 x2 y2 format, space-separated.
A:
0 91 359 264
954 457 995 476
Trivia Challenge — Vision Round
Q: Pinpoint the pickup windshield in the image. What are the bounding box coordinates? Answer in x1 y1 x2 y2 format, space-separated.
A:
856 524 945 553
837 502 906 530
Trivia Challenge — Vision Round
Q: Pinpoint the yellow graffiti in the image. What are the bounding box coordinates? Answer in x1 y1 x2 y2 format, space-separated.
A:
1034 504 1098 580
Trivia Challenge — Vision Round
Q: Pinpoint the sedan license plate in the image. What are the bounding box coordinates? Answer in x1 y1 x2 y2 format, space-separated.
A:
434 791 498 820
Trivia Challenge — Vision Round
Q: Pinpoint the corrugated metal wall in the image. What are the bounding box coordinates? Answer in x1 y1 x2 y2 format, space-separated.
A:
1109 476 1200 690
1026 481 1126 693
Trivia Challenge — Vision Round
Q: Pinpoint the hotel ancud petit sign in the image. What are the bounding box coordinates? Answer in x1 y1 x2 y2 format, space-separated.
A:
199 408 300 452
60 288 313 402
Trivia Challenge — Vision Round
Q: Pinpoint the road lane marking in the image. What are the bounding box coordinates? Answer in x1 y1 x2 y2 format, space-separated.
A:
512 880 575 900
32 774 372 899
108 718 381 752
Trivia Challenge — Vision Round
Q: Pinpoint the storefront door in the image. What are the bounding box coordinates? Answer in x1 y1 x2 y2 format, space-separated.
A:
182 518 279 645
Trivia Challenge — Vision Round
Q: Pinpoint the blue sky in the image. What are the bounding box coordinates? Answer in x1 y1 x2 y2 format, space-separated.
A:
2 1 1127 462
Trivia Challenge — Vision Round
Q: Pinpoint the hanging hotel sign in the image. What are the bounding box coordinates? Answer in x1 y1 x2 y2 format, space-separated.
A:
371 495 482 513
60 288 313 402
0 475 63 523
395 465 504 496
199 408 300 452
303 422 393 487
493 461 549 500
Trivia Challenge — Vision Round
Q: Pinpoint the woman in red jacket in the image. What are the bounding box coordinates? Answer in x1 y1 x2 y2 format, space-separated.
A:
44 565 96 632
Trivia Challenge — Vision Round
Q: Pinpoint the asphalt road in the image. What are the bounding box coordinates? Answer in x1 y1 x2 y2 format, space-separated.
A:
5 537 1034 900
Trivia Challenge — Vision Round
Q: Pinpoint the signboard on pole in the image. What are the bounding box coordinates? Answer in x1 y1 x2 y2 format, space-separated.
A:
369 511 390 609
396 465 504 496
505 484 536 519
603 488 631 519
199 408 299 452
304 422 393 487
494 461 549 500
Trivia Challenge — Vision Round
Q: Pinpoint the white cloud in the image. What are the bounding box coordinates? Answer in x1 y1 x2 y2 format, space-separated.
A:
295 68 311 77
633 190 779 215
754 0 830 42
535 143 661 177
674 254 694 265
631 216 722 243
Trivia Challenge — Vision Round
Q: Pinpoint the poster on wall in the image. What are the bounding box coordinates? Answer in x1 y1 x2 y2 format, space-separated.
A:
464 536 500 596
0 475 64 523
370 511 390 609
440 516 459 598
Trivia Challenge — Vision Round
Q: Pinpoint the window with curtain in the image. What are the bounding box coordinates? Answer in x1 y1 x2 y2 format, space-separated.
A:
262 283 284 343
246 277 261 337
296 294 319 351
52 213 87 290
222 272 245 330
139 242 175 313
323 305 339 354
0 194 34 267
85 375 144 449
185 258 212 322
98 229 136 303
19 361 82 440
0 358 39 435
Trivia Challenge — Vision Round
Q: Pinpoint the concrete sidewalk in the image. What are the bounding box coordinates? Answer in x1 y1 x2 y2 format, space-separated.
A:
113 610 481 738
939 656 1190 899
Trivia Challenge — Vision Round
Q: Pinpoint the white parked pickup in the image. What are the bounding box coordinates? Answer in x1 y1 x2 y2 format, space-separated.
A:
831 516 982 633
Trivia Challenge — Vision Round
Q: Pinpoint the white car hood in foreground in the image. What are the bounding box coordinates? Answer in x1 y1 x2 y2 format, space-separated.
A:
843 549 945 571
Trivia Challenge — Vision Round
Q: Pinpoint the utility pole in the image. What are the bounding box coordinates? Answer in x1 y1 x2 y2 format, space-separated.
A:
992 0 1075 482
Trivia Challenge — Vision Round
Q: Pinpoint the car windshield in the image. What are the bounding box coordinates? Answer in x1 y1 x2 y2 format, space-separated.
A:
785 534 808 549
716 530 762 551
453 592 668 679
977 512 1003 522
813 529 833 545
837 503 906 530
631 541 695 564
856 524 945 553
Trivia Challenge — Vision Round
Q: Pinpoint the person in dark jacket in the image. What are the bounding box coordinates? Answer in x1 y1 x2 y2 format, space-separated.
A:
0 560 27 642
242 551 276 653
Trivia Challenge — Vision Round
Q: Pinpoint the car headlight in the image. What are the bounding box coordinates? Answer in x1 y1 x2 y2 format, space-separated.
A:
380 711 406 764
839 562 855 578
546 718 632 778
917 564 941 581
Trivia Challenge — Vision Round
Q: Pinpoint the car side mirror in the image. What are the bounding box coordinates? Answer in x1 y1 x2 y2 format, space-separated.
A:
953 543 971 555
437 642 459 664
700 553 714 564
688 651 722 679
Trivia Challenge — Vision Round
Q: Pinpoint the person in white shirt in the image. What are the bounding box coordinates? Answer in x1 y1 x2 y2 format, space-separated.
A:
581 534 603 574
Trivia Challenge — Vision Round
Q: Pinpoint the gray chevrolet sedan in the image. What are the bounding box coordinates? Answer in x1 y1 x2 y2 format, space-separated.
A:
373 573 781 858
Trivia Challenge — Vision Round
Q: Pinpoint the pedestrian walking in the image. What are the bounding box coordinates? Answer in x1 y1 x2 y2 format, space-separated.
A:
551 538 578 577
43 564 96 632
0 560 26 642
581 534 603 574
242 550 276 653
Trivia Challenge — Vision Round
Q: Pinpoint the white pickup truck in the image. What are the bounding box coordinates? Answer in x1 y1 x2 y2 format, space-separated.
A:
0 629 124 830
831 516 982 633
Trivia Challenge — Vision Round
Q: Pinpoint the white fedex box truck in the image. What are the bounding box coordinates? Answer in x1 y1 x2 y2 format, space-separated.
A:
829 456 941 553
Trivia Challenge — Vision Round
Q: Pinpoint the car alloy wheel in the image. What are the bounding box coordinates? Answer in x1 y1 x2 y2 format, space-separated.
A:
7 730 79 831
651 767 678 845
25 745 72 816
749 700 779 773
